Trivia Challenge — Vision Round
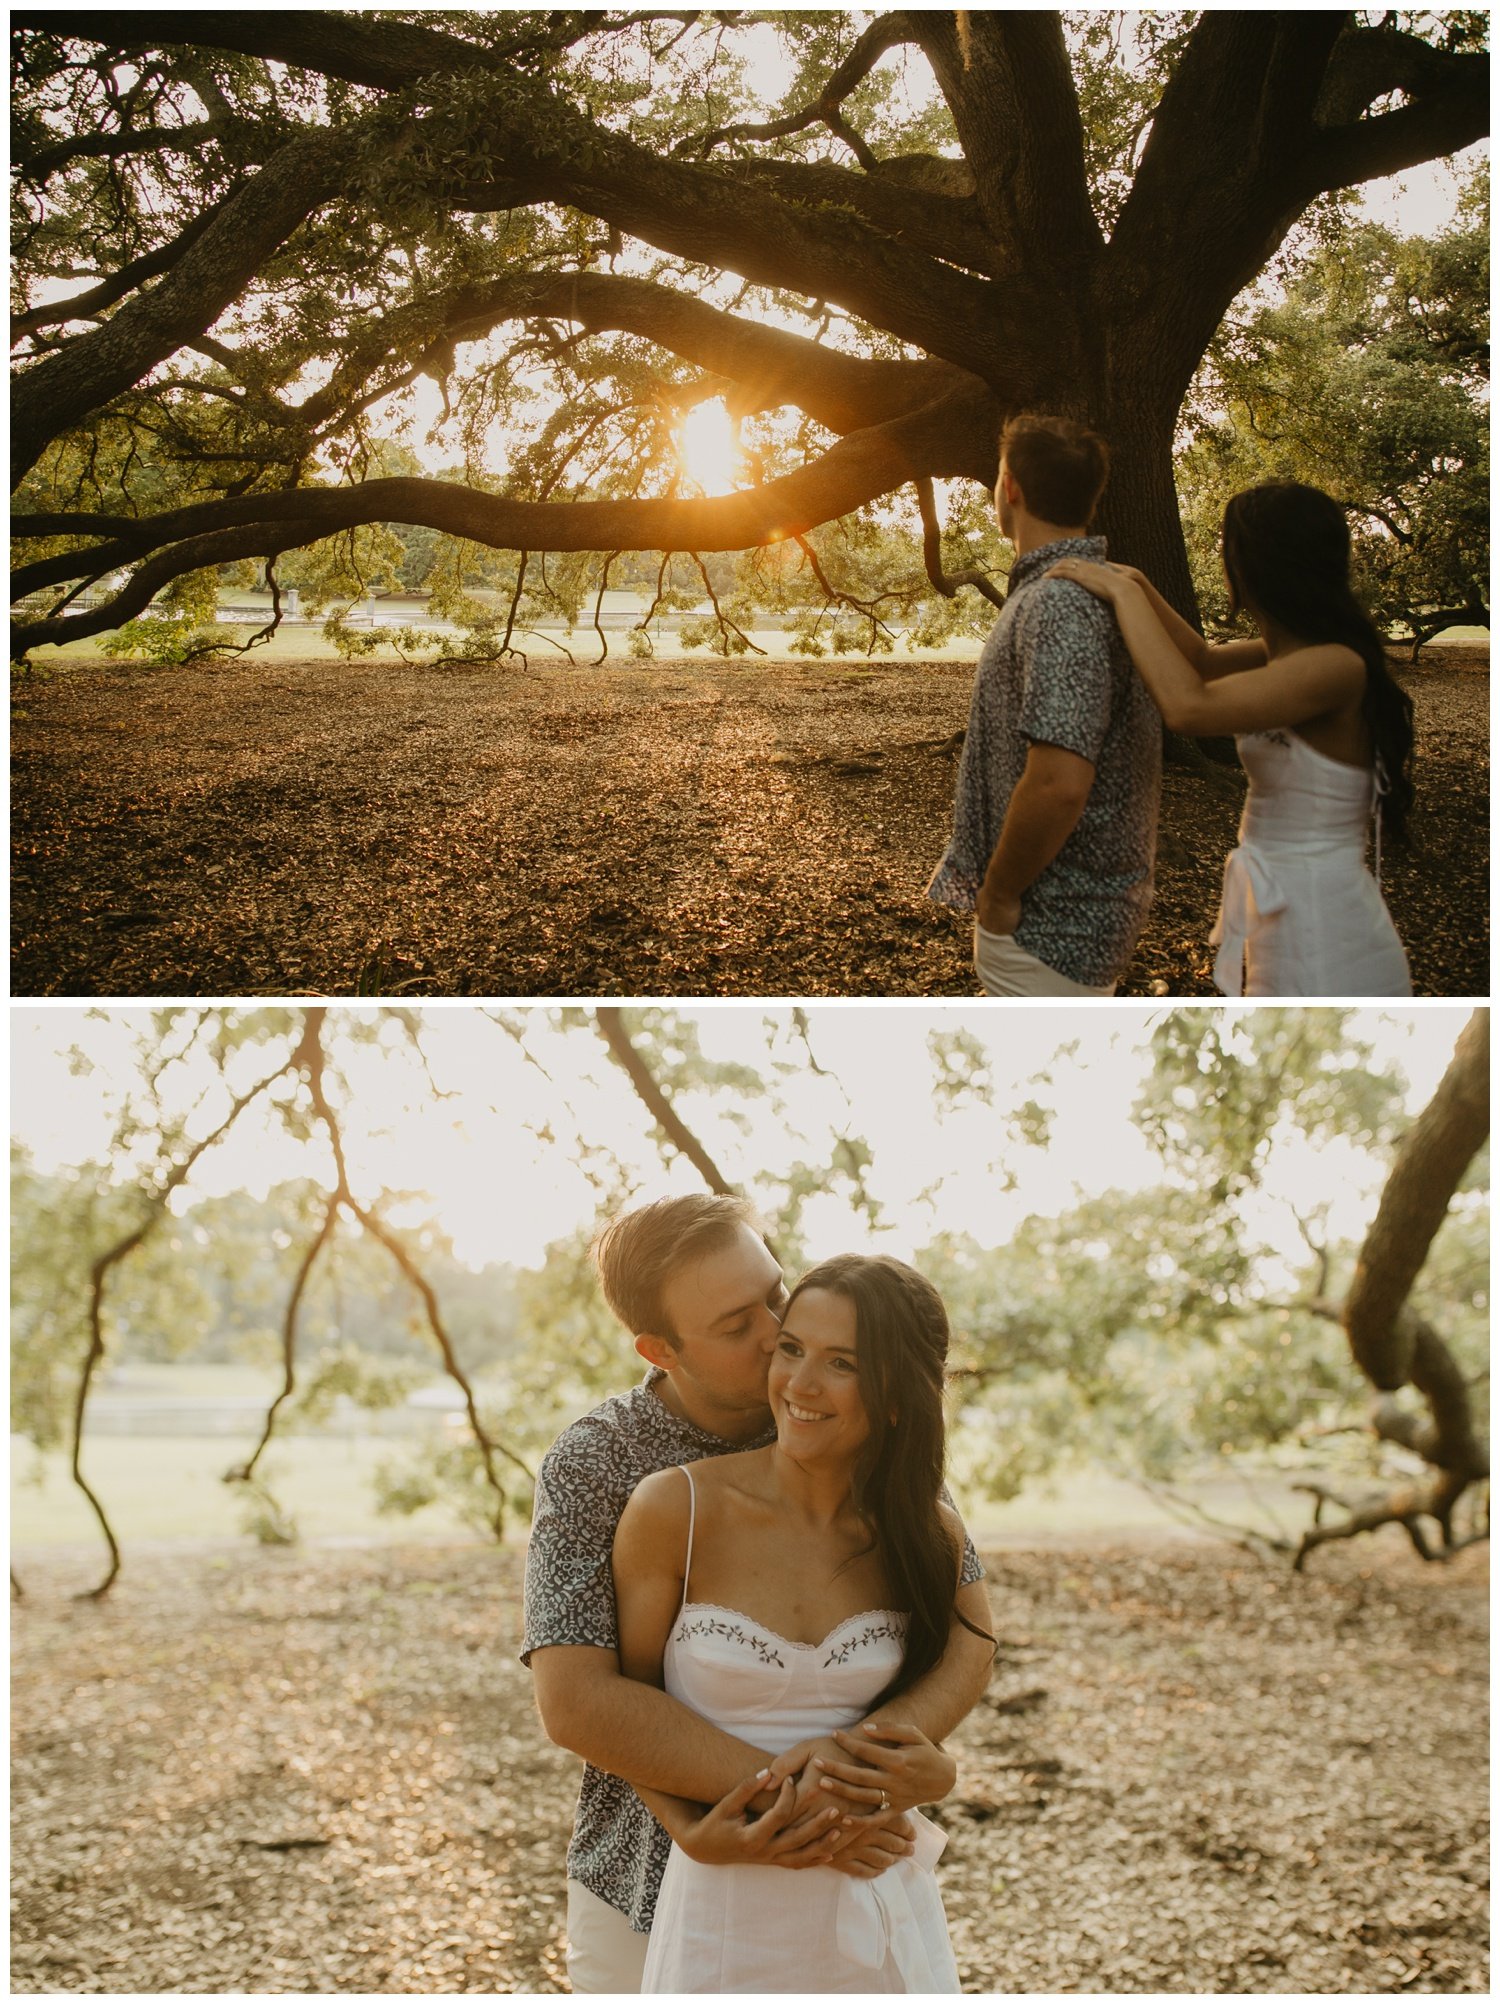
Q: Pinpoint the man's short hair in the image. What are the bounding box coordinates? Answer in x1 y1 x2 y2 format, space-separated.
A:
591 1193 759 1346
1000 413 1110 526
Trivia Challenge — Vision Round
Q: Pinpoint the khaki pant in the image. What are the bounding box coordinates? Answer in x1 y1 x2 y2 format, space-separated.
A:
974 924 1117 997
565 1878 649 1994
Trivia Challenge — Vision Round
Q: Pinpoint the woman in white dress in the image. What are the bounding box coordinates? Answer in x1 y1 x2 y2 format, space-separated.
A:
611 1255 991 1994
1047 481 1415 996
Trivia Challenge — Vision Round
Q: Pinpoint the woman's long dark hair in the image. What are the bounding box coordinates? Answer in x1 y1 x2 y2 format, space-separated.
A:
785 1254 993 1702
1222 481 1415 844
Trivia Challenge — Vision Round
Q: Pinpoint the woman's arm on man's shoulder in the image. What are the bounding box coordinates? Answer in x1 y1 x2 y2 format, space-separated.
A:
1112 566 1267 680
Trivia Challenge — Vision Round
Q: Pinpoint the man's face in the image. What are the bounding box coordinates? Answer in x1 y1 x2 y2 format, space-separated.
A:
652 1223 788 1423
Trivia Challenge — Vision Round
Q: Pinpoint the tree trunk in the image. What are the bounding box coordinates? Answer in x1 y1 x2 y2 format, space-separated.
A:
1345 1010 1489 1390
1092 384 1197 620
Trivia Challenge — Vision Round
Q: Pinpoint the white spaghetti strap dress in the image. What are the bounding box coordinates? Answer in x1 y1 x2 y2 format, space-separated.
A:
1211 729 1412 997
640 1467 960 1994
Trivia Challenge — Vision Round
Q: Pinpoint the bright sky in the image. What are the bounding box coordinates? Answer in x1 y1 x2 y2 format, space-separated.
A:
11 1006 1473 1285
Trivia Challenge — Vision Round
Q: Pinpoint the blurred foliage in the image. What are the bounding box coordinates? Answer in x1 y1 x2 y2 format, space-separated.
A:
11 1008 1488 1553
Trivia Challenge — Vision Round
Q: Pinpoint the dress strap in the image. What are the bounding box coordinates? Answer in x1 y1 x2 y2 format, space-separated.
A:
675 1464 697 1616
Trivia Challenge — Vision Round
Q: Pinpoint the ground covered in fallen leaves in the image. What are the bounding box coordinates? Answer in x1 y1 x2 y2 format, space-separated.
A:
11 649 1487 998
11 1532 1487 1994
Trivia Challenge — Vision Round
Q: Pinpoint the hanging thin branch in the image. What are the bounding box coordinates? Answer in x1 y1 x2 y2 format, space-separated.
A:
915 475 1006 608
689 551 765 656
345 1192 536 1510
224 1193 340 1487
73 1048 300 1597
595 1007 737 1196
592 551 619 665
293 1009 529 1534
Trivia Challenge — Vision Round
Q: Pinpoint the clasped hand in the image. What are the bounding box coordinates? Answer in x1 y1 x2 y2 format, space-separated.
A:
674 1722 953 1880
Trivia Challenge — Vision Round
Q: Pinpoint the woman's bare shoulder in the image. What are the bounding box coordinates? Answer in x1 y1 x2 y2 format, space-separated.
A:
617 1464 693 1538
682 1446 773 1496
627 1448 768 1515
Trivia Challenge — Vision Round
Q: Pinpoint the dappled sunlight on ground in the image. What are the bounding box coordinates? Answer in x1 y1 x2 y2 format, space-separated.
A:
11 653 1486 998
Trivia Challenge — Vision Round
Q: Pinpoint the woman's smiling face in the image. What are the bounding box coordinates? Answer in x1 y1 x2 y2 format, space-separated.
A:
768 1286 870 1464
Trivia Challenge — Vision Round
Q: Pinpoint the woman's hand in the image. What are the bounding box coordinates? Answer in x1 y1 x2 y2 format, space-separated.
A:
1045 556 1141 603
672 1768 846 1869
825 1811 919 1880
808 1721 957 1816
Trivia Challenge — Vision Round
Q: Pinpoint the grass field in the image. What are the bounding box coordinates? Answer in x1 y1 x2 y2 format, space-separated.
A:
25 626 1489 671
24 625 985 669
10 1432 481 1550
12 1422 1298 1557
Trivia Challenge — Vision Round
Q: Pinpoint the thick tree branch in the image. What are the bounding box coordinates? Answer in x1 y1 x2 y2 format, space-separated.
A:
11 124 349 487
1314 23 1487 128
11 190 241 342
344 269 968 441
17 115 265 184
1291 1010 1491 1572
732 158 1002 279
1299 63 1489 200
14 388 1003 651
88 21 1018 385
14 520 323 649
34 10 514 92
1344 1010 1488 1390
1109 14 1486 405
914 12 1102 284
1293 1466 1479 1569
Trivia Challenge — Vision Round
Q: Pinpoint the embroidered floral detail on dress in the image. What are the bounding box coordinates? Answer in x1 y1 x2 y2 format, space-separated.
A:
822 1618 905 1668
676 1614 785 1667
1250 727 1293 747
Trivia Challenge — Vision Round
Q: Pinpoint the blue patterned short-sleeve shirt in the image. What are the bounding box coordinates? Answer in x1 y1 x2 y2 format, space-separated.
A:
928 534 1162 986
521 1370 984 1932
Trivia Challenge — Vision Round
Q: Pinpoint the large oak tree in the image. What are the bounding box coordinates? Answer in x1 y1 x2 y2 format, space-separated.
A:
10 10 1489 656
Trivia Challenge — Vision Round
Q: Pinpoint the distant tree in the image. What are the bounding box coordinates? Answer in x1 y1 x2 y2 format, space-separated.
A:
1179 171 1489 651
10 1146 212 1442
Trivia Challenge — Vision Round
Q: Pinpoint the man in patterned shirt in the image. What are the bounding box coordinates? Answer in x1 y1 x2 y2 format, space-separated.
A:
929 412 1162 995
521 1193 994 1992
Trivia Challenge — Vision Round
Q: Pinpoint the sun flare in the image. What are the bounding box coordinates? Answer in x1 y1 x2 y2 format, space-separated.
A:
678 399 740 495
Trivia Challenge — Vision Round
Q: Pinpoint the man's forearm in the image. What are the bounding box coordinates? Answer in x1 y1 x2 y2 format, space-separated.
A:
540 1659 772 1801
983 767 1090 904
